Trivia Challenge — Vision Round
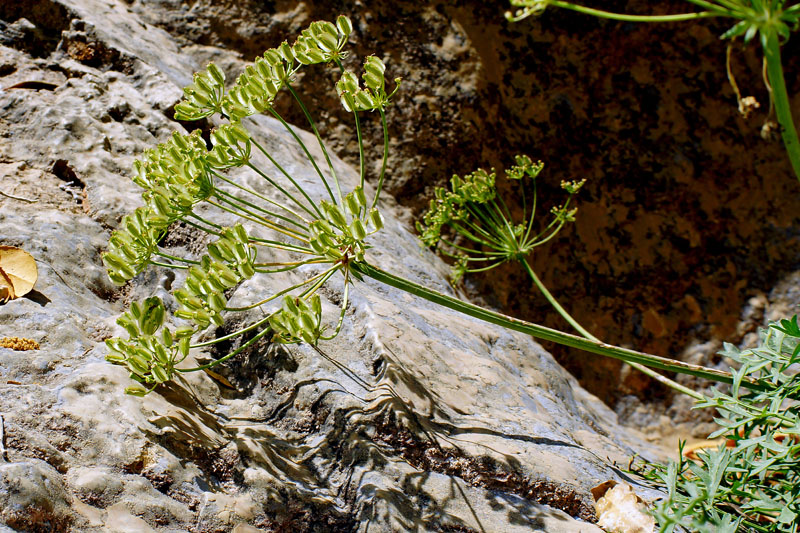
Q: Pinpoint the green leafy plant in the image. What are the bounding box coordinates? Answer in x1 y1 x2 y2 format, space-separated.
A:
505 0 800 182
417 155 707 398
103 16 752 401
635 316 800 532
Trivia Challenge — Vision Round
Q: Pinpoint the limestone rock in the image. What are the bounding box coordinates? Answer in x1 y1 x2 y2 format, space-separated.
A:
0 0 663 531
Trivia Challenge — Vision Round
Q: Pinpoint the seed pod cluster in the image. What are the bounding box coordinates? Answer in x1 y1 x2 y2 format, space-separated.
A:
506 155 544 181
208 123 252 169
223 17 353 122
103 131 214 285
308 187 383 262
174 63 226 121
105 297 192 395
173 224 256 330
103 207 164 285
336 56 401 113
269 294 323 345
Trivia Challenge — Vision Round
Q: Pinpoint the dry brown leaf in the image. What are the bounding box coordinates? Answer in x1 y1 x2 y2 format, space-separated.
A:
204 368 237 389
0 245 37 302
592 480 655 533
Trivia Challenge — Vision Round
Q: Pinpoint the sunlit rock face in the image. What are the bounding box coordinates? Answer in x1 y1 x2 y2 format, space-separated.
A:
0 0 667 531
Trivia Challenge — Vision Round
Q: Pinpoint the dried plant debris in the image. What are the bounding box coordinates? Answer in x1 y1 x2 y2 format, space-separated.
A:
0 245 38 302
0 337 40 351
592 481 655 533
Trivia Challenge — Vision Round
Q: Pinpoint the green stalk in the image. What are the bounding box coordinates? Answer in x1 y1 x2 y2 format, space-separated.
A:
763 30 800 181
353 261 766 390
286 85 345 206
547 0 720 22
266 107 338 204
520 258 703 400
373 109 390 208
248 145 322 220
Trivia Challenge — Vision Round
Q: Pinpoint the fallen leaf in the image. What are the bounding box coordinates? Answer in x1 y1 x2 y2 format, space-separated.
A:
0 246 38 302
204 368 237 389
593 481 655 533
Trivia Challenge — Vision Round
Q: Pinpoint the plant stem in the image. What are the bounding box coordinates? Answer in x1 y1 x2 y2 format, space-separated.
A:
763 30 800 181
520 258 703 400
548 0 719 22
353 261 764 389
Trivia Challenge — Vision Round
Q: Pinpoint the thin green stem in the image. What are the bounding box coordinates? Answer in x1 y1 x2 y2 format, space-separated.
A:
211 170 310 225
226 266 337 311
320 269 350 340
353 261 767 390
520 258 702 400
763 30 800 182
286 84 344 205
178 321 274 372
548 0 720 22
210 196 308 243
190 314 272 348
249 236 314 255
373 108 390 208
151 260 188 270
248 143 322 219
156 250 200 265
266 106 337 204
214 186 309 234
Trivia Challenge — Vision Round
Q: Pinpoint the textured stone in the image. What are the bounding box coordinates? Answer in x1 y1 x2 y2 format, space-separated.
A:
0 0 666 531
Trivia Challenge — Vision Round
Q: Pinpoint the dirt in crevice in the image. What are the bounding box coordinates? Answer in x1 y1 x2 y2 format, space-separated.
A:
372 411 596 522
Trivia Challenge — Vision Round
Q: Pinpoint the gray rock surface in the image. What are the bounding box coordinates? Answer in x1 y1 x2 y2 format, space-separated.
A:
1 0 663 531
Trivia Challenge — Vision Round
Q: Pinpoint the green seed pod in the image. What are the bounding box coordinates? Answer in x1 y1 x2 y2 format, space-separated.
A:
315 32 338 53
127 354 150 376
310 238 327 255
103 253 136 281
283 294 299 315
179 336 190 358
175 326 194 339
368 208 384 230
279 41 294 62
322 201 348 228
105 352 126 364
173 102 201 120
300 311 317 336
208 292 227 312
271 62 287 80
161 327 173 347
345 192 360 216
193 309 211 329
174 309 195 321
207 62 225 85
354 91 375 110
153 343 170 366
125 385 149 397
363 72 383 91
319 21 337 38
354 186 367 207
264 48 282 64
336 15 353 36
230 124 250 143
311 293 322 317
194 73 215 96
364 56 386 76
306 48 326 63
294 49 312 65
151 364 170 384
319 232 337 249
238 261 255 279
351 219 367 241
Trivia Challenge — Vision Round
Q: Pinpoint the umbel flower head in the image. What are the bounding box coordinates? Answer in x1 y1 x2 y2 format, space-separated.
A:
103 16 399 394
417 155 584 284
